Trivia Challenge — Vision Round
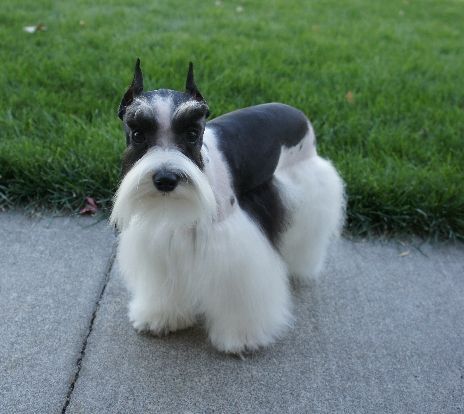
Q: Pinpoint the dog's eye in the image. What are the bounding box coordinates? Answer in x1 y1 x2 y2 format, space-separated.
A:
186 130 198 144
132 131 145 144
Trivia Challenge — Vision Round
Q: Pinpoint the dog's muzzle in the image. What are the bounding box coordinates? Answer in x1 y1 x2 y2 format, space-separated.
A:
152 170 180 193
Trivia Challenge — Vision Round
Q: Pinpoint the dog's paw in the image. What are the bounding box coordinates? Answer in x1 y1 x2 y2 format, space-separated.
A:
128 305 196 336
208 328 276 354
129 315 166 336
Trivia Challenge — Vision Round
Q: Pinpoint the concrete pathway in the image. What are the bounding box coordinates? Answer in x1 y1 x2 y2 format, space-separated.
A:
1 212 463 413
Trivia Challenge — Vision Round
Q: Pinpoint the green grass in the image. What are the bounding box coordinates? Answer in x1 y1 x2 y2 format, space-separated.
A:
1 0 463 239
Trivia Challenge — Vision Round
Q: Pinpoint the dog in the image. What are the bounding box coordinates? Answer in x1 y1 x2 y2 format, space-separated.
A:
110 59 345 354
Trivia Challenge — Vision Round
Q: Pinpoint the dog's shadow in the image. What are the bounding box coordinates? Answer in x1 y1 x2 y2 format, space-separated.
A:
137 325 268 362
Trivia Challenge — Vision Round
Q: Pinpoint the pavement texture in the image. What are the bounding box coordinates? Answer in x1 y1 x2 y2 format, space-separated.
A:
1 212 463 413
0 212 115 414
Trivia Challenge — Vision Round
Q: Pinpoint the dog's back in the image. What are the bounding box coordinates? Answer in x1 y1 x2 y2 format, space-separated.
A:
204 103 319 245
208 103 312 193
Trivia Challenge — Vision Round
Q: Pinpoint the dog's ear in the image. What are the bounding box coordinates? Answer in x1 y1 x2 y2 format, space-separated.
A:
186 62 210 118
185 62 205 102
118 58 144 120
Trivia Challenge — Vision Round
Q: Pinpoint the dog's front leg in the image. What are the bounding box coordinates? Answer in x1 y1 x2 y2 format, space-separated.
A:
204 257 292 353
127 286 196 336
202 217 293 353
118 225 197 336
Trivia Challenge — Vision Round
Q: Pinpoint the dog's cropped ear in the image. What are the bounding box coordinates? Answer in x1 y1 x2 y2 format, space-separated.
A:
185 62 205 103
118 58 144 120
186 62 210 117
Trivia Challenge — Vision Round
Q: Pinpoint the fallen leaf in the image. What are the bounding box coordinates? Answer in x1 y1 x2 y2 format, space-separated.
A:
399 250 410 257
23 23 47 33
345 90 355 104
80 197 98 215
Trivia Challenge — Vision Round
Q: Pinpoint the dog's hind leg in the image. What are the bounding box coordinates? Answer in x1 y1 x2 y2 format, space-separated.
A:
276 155 345 281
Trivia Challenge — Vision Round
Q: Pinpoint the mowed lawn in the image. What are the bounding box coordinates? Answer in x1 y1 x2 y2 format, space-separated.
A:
0 0 463 239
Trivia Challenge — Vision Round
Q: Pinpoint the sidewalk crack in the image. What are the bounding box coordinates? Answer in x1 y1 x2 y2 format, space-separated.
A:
61 244 117 413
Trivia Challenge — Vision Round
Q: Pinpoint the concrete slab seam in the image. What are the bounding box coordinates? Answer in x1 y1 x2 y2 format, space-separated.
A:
60 242 117 413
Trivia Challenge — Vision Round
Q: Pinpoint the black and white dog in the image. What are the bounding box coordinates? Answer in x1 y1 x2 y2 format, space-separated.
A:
111 60 345 353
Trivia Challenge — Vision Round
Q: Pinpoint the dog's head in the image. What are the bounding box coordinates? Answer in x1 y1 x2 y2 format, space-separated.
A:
110 59 216 230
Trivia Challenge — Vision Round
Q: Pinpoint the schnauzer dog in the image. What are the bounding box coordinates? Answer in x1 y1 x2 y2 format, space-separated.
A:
110 59 345 353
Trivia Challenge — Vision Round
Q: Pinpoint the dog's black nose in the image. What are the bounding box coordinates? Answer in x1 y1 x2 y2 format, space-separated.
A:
152 171 180 193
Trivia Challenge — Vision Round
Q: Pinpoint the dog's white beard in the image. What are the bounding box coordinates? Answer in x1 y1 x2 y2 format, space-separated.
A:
110 148 217 231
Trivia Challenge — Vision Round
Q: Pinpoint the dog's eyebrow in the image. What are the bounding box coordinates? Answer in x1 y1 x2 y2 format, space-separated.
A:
126 109 158 131
172 102 208 126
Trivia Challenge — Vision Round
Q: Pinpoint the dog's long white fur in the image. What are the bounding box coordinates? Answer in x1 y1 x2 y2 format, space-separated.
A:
111 126 344 353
